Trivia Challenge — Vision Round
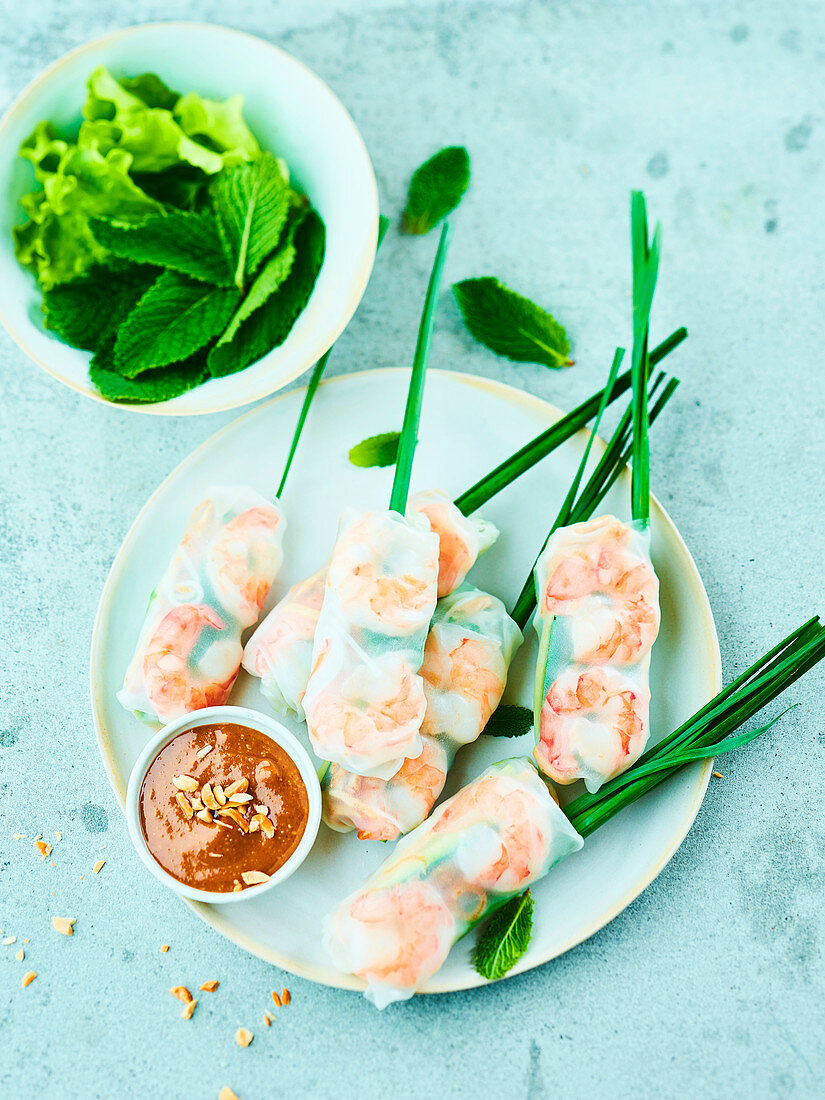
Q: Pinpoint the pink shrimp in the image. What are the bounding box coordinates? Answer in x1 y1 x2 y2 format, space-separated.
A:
420 632 505 743
431 775 551 891
305 647 426 773
539 515 659 664
332 880 456 993
142 604 239 723
243 571 324 680
409 492 478 597
327 511 438 635
323 737 449 841
208 505 284 626
534 665 648 787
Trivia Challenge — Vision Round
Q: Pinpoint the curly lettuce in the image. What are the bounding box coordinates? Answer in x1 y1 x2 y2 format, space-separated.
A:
13 68 260 288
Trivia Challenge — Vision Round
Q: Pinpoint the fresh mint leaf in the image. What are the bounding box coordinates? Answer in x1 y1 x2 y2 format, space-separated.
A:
114 270 240 376
207 210 325 378
402 146 470 235
349 431 400 468
453 277 573 369
89 212 232 285
215 209 306 349
472 890 534 981
211 153 290 290
483 705 534 738
377 213 391 246
43 262 156 351
91 352 207 403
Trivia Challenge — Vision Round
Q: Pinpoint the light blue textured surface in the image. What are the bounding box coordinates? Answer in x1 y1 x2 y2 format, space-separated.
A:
1 2 824 1097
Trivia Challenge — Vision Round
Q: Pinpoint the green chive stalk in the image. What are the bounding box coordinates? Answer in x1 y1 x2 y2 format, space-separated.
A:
565 617 825 836
389 222 453 513
629 191 662 525
510 367 678 631
277 216 392 499
453 327 684 518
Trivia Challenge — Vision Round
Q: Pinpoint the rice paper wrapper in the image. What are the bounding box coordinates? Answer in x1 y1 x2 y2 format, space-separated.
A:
242 569 325 719
322 584 523 839
241 494 497 721
119 485 284 726
532 514 659 792
304 508 439 778
406 489 498 597
325 757 583 1008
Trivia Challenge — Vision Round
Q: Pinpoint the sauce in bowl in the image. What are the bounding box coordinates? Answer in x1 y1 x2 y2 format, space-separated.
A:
139 721 310 893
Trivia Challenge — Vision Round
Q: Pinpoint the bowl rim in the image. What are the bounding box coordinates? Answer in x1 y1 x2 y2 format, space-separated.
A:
124 703 322 904
0 20 379 416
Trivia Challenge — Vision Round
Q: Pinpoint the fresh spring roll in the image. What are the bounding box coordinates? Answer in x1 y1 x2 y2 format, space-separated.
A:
532 515 660 792
242 490 499 717
322 585 522 839
325 757 583 1008
406 489 498 597
303 508 439 778
241 569 325 720
119 486 285 726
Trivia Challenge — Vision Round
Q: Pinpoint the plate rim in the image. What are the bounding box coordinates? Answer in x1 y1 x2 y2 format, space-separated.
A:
0 20 379 416
90 367 722 995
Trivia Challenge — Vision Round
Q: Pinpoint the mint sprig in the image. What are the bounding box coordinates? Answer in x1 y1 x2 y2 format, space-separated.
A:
349 431 401 468
453 277 572 369
43 262 156 351
208 210 325 378
114 271 240 376
211 153 290 290
89 212 232 285
483 705 534 738
91 353 208 404
402 146 470 235
473 890 534 981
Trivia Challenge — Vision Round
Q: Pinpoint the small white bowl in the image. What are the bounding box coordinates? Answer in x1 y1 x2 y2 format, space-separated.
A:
0 22 378 415
125 705 321 904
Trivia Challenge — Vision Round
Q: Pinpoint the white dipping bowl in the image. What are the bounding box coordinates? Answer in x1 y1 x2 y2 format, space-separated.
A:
125 705 322 904
0 22 378 414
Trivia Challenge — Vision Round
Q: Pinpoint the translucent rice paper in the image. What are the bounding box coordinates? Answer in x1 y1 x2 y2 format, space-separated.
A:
241 569 325 719
532 514 660 792
303 508 439 778
325 757 583 1008
322 584 523 839
119 486 285 726
406 490 498 597
242 492 498 715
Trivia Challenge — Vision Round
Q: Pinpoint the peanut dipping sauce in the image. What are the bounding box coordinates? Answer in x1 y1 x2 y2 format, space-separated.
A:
139 722 309 893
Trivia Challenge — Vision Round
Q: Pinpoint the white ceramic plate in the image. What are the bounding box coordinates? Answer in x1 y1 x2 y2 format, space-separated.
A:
91 369 721 995
0 23 378 415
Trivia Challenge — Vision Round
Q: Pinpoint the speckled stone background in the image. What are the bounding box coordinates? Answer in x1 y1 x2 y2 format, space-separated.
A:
1 1 824 1097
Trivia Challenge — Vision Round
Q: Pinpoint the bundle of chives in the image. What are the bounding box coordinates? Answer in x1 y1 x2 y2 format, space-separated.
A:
566 617 825 836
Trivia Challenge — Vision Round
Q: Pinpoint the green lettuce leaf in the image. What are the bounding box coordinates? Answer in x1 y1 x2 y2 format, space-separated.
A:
119 73 179 111
13 124 159 288
174 92 260 162
82 68 258 175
